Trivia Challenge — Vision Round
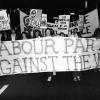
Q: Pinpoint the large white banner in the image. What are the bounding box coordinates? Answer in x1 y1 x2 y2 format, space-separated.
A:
0 37 100 76
0 10 10 31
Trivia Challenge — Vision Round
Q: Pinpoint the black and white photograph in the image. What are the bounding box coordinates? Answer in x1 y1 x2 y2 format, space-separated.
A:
0 0 100 100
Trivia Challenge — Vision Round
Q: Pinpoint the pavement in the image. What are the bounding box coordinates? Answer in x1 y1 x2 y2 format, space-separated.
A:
0 69 100 100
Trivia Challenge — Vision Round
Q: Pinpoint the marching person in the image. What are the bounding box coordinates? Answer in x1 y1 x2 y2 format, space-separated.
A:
71 28 81 82
45 28 51 37
21 32 28 40
34 29 42 38
8 29 18 41
45 28 56 82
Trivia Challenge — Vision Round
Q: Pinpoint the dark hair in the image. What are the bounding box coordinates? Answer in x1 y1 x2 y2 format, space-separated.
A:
45 28 55 36
21 31 27 39
74 28 78 34
50 29 55 36
34 29 42 37
74 28 78 31
60 32 65 37
45 28 51 33
22 31 27 35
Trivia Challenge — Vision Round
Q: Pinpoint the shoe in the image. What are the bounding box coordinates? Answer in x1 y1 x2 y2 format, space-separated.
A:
53 71 56 76
74 77 77 81
77 76 80 81
47 76 52 82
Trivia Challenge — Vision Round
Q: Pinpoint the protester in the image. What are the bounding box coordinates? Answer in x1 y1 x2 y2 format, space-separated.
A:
59 32 65 37
45 28 56 82
8 29 17 41
78 28 82 38
74 28 81 81
68 28 81 81
21 32 28 40
34 29 42 38
50 29 55 37
45 28 51 36
69 30 75 37
73 28 79 37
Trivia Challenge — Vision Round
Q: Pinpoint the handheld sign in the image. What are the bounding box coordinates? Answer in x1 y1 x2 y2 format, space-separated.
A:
58 15 70 34
0 10 10 31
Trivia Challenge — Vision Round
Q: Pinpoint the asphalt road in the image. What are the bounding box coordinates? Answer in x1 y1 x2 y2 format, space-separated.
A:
0 70 100 100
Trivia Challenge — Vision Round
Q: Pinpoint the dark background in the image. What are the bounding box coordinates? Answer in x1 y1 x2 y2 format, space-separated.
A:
0 0 100 20
1 70 100 100
0 0 100 28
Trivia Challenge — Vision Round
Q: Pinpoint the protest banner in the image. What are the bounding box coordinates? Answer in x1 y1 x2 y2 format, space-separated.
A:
20 9 42 33
82 9 99 37
40 14 47 29
69 9 99 37
58 15 70 34
0 37 100 76
20 10 28 33
0 10 10 31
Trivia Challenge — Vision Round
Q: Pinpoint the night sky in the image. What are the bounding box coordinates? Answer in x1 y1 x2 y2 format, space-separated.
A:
0 0 99 26
1 0 100 15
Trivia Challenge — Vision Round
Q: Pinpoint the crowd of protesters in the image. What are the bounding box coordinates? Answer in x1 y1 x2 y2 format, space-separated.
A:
0 26 100 82
0 28 81 41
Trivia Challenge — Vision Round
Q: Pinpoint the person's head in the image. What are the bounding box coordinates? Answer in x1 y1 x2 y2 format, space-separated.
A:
79 26 83 33
11 29 15 33
11 29 16 36
34 29 41 38
22 32 27 39
74 28 78 34
71 29 74 35
50 29 55 36
60 32 65 37
45 28 51 36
